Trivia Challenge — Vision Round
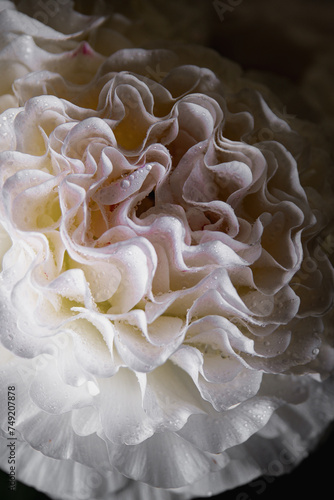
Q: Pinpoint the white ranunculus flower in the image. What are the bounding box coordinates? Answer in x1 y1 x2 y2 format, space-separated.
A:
0 2 334 500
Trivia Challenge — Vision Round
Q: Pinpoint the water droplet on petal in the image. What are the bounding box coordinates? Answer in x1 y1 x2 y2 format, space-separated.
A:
120 179 130 189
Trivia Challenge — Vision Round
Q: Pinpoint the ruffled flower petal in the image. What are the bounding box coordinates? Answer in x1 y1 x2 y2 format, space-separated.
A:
0 3 333 500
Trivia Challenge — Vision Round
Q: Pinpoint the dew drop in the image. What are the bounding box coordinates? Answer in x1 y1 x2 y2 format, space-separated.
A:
312 348 319 356
120 179 130 189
